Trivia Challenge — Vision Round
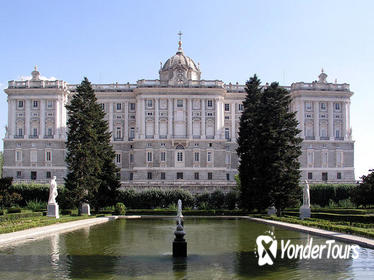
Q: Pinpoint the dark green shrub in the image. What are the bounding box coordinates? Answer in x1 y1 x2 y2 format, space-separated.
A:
224 191 238 210
209 190 225 209
351 172 374 207
7 207 21 214
61 209 72 215
114 202 126 215
0 212 43 222
26 199 47 212
0 210 3 215
309 184 356 207
195 193 210 209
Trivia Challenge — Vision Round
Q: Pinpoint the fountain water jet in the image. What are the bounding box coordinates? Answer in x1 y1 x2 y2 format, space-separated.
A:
173 199 187 257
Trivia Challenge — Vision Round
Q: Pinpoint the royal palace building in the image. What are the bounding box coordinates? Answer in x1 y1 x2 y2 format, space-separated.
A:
2 39 355 191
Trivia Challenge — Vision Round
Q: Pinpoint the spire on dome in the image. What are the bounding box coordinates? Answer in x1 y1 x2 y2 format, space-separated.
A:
177 31 183 54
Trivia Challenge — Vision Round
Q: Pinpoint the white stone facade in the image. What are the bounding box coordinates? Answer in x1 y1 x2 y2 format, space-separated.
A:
2 42 355 190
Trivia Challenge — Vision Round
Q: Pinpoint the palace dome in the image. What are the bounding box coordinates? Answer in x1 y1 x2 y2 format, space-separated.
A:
159 39 201 85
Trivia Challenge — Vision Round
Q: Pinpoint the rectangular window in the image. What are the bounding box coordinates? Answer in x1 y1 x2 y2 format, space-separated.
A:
177 100 183 107
147 151 153 162
194 152 200 162
177 151 183 162
116 103 122 110
160 151 166 162
116 127 122 139
226 173 230 181
33 100 38 108
147 172 152 180
116 153 121 164
208 172 213 180
320 102 327 111
335 103 341 111
16 171 22 178
45 151 52 162
18 100 24 108
207 100 213 108
225 116 230 120
225 128 230 140
305 102 312 111
33 127 38 136
30 150 37 162
100 103 105 110
224 104 230 111
129 172 133 181
177 172 183 179
194 172 199 180
147 99 153 108
46 171 51 179
209 143 212 147
207 151 212 162
238 104 244 111
130 128 135 139
161 172 166 180
16 151 22 161
130 153 134 163
47 128 53 136
337 172 342 180
31 171 37 180
322 172 328 182
308 172 313 180
130 103 136 111
47 100 53 108
18 128 23 136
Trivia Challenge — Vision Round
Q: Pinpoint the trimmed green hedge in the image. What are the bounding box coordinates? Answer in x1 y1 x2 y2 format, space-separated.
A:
309 184 356 207
125 209 249 216
0 212 43 222
283 210 374 223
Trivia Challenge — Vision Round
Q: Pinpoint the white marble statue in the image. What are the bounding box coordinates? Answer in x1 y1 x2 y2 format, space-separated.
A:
303 179 311 207
48 176 58 204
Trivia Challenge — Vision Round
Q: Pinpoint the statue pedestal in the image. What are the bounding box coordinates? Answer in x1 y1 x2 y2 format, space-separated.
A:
267 206 277 216
299 205 311 220
173 240 187 257
81 203 91 215
47 203 59 219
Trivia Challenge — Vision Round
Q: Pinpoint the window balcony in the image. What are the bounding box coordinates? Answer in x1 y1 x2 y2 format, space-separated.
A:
145 135 154 139
14 135 24 139
114 137 124 141
206 136 214 139
319 136 329 140
159 135 167 139
44 135 54 139
335 137 344 141
193 135 201 139
128 137 134 141
305 136 315 140
29 135 39 139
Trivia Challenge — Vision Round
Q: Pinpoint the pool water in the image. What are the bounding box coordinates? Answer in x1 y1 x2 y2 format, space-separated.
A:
0 218 373 279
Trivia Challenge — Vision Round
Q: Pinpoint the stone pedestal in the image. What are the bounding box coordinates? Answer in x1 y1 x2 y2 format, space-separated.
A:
173 240 187 257
81 203 91 215
299 205 311 220
47 203 59 219
267 206 277 216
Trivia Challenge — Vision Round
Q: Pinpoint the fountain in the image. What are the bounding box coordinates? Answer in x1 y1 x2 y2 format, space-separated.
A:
173 199 187 257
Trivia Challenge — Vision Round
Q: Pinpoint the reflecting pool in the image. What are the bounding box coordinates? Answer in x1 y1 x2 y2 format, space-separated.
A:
0 218 373 279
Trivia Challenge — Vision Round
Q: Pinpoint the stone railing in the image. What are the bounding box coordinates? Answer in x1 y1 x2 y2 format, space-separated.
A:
291 82 350 92
8 80 68 89
67 83 137 92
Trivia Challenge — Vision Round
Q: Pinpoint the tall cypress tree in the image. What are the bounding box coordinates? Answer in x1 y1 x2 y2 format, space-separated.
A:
65 77 120 210
237 75 302 215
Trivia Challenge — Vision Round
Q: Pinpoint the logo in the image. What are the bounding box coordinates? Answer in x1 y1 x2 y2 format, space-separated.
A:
255 231 360 266
255 231 277 266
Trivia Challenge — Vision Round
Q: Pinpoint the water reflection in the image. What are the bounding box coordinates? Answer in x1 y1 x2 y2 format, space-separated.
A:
0 218 372 280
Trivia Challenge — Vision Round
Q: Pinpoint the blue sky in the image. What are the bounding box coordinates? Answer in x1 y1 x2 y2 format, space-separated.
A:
1 0 373 179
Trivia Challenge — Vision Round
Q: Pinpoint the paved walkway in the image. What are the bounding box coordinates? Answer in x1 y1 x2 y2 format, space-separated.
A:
0 216 117 247
246 216 374 249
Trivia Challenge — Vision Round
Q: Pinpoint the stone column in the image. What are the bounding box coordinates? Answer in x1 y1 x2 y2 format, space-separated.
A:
299 99 304 138
124 101 128 141
155 98 159 139
215 99 221 139
328 101 334 140
313 101 319 140
347 101 351 140
342 101 347 140
168 98 173 139
136 99 141 139
231 103 235 142
54 99 60 139
141 98 145 139
201 99 206 139
187 98 192 139
25 99 31 139
108 102 113 139
10 99 16 137
40 100 45 139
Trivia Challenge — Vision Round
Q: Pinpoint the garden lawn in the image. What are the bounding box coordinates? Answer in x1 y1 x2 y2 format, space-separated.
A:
0 215 94 234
